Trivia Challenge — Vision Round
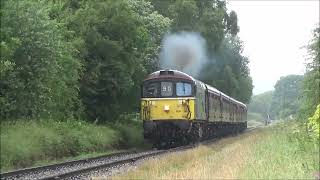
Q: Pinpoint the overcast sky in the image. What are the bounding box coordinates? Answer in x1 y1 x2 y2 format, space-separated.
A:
227 0 319 95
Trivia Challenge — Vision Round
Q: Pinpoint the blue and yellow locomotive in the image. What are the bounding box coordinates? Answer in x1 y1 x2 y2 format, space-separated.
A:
141 70 247 148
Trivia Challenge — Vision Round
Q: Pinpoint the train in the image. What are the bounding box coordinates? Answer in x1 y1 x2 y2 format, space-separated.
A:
141 70 247 148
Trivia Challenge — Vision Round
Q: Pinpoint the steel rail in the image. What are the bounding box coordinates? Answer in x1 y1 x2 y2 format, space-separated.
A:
39 145 194 179
0 150 137 180
40 150 167 180
39 129 258 180
1 126 259 180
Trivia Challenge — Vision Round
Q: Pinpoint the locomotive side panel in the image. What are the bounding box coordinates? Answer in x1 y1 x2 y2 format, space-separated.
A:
208 93 215 121
195 80 207 121
207 91 221 122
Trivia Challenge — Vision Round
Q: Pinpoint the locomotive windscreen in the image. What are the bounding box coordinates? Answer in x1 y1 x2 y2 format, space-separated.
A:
143 82 160 97
142 81 193 98
176 82 192 96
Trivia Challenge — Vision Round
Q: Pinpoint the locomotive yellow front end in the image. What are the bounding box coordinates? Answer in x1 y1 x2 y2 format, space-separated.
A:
141 98 195 121
141 70 196 147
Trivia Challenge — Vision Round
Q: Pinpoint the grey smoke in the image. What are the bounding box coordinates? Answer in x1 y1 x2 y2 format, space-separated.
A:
159 32 208 77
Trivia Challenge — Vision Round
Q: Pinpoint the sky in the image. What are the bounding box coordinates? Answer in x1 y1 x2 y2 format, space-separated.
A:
227 0 319 95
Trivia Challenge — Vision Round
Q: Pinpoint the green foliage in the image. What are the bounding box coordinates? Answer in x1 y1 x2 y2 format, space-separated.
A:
112 113 148 148
0 0 82 120
0 0 254 171
248 91 273 119
0 117 148 171
128 0 172 72
251 26 318 121
270 75 304 119
306 27 320 71
0 120 118 170
58 0 171 121
241 121 319 179
0 0 252 121
168 0 199 32
308 104 320 140
149 0 253 103
200 36 253 103
299 27 320 118
115 122 145 148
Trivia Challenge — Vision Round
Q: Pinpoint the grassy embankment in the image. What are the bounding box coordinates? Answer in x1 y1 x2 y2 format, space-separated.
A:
112 121 319 179
0 117 149 172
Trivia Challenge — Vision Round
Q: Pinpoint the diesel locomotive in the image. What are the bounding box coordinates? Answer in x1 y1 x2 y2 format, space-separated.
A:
141 70 247 148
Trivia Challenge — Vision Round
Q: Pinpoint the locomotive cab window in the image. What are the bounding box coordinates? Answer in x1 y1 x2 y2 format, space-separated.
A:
143 82 160 97
161 82 173 97
176 82 192 96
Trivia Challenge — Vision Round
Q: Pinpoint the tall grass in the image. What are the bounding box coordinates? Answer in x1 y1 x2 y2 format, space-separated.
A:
115 113 151 149
0 118 146 171
112 131 260 179
241 121 319 179
112 121 319 179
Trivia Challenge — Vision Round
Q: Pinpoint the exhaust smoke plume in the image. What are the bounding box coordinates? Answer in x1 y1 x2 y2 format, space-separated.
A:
159 32 208 77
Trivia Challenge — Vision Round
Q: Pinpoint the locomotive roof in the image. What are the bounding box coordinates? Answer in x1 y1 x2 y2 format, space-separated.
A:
144 69 196 82
144 70 246 108
206 84 220 94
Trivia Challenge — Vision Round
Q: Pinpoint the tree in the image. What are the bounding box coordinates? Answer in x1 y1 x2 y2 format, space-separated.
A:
128 0 172 73
248 91 274 119
199 35 253 103
60 0 171 121
299 27 320 118
168 0 199 32
0 0 253 122
270 75 304 119
0 0 81 120
226 10 240 36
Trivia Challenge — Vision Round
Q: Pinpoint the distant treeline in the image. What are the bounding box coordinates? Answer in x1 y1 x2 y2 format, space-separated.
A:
249 26 319 122
248 75 304 120
1 0 253 122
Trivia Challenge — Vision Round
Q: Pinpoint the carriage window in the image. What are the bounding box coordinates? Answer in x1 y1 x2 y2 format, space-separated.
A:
161 82 173 97
143 82 160 97
176 82 192 96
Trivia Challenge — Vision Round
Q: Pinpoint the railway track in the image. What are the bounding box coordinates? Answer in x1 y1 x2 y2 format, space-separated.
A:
1 127 258 180
0 150 147 180
0 147 193 180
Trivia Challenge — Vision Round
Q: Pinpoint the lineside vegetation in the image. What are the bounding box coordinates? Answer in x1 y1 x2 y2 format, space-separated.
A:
112 121 319 179
0 117 147 171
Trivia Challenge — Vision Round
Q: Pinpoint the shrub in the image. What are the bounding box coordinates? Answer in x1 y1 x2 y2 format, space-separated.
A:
114 121 145 148
0 116 150 171
0 120 118 171
308 104 320 140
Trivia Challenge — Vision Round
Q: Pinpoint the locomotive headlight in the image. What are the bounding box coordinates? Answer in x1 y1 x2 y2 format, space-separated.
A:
164 105 170 111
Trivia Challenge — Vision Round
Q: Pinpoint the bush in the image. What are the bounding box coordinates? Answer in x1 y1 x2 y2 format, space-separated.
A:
0 120 118 171
114 114 147 148
308 104 320 140
0 116 150 171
